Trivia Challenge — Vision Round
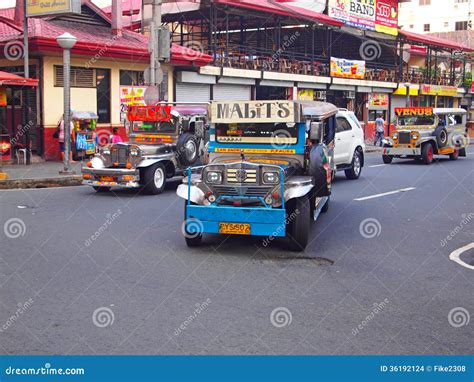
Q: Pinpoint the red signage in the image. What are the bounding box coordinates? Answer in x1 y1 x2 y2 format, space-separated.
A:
127 105 172 122
375 0 398 35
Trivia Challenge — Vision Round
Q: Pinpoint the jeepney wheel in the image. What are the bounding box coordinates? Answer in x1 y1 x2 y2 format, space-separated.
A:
184 202 202 247
421 142 434 165
449 149 459 161
286 196 310 252
382 155 393 164
93 186 111 193
345 150 362 180
177 133 199 166
142 163 166 195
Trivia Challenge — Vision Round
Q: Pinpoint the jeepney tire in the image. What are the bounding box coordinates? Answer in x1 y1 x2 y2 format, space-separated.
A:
286 196 310 252
176 133 199 167
345 150 362 180
93 186 111 193
449 149 459 161
382 155 393 164
434 126 448 148
421 142 434 165
184 201 203 247
142 163 166 195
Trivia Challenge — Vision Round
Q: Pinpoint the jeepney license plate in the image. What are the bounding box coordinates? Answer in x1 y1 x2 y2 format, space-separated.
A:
100 176 115 182
219 223 251 235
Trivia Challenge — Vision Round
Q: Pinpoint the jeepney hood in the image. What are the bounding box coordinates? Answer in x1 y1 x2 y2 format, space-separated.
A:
210 155 302 172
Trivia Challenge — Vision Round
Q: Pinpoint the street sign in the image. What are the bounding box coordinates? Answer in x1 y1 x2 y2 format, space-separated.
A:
144 85 160 106
26 0 81 17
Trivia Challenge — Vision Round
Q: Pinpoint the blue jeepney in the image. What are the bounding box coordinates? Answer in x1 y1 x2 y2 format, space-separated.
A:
177 100 337 251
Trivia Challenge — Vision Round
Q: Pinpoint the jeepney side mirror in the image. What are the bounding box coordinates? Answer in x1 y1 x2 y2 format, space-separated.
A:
194 121 205 138
309 122 324 143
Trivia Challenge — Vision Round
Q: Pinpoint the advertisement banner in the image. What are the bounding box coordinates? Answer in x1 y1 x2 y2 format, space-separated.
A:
330 57 366 80
420 85 458 97
26 0 81 17
368 92 389 109
120 86 148 123
328 0 398 36
297 89 315 101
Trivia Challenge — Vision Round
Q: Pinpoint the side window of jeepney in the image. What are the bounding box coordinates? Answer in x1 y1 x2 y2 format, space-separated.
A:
448 114 463 126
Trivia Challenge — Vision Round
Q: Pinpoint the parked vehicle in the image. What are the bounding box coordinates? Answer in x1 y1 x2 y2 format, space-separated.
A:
177 100 337 252
382 107 468 165
82 103 208 194
334 109 365 179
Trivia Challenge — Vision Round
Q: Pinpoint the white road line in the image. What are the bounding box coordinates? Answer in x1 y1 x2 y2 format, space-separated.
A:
354 187 416 201
449 243 474 270
369 164 386 168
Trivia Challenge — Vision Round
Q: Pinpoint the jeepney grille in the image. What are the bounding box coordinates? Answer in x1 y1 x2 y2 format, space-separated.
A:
226 168 258 183
213 186 272 198
111 147 129 165
398 132 411 145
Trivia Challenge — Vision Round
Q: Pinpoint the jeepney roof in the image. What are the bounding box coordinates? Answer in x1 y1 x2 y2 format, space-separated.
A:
433 108 467 115
296 101 339 119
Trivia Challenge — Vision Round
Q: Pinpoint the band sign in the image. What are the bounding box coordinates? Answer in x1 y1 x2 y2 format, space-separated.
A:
127 106 172 122
395 107 433 117
211 101 295 124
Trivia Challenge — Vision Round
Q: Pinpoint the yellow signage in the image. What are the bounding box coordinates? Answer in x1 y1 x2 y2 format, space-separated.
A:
214 148 296 154
420 85 458 97
27 0 80 17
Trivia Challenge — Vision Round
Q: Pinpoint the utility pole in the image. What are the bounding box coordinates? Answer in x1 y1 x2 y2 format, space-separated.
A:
23 0 31 165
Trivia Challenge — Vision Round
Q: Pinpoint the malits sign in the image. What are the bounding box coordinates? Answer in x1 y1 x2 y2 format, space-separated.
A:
210 101 296 124
27 0 81 17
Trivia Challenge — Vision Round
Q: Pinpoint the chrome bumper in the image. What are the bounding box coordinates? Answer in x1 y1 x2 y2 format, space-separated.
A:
82 167 140 188
383 147 421 156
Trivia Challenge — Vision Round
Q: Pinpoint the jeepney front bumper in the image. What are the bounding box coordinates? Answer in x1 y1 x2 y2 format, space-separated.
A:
81 167 140 188
185 204 287 237
383 147 421 156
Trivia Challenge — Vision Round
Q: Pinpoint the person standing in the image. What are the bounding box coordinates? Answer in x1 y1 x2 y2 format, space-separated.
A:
109 127 124 144
375 114 385 147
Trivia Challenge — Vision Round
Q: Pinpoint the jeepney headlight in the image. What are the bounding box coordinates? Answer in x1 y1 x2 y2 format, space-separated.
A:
392 133 398 140
263 172 280 184
130 149 140 156
206 171 222 184
412 133 419 140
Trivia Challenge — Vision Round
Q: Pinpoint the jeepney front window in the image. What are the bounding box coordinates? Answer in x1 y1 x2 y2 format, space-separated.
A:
131 121 176 133
216 123 298 145
398 115 436 127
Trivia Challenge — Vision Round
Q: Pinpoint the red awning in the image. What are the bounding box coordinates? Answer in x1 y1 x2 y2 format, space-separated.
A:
399 30 473 52
0 71 38 87
214 0 343 27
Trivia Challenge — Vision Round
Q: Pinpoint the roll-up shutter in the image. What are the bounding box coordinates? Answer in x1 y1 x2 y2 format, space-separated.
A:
176 83 211 103
213 84 251 101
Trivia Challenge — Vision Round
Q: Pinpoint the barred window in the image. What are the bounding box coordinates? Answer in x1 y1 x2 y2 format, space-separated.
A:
54 66 96 88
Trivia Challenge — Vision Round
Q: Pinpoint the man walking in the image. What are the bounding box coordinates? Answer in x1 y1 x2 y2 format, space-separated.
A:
375 113 385 147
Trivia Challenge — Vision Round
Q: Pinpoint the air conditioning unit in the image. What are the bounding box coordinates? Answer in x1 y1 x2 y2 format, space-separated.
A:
315 91 326 100
345 91 356 99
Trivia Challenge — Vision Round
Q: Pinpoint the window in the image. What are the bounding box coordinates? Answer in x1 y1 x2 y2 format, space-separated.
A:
455 21 468 30
423 23 431 32
419 0 430 5
119 70 144 86
54 66 95 88
336 117 352 133
96 69 111 124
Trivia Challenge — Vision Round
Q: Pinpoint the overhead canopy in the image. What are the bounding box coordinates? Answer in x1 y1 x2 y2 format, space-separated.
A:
214 0 344 27
0 71 38 87
399 30 474 52
72 111 99 120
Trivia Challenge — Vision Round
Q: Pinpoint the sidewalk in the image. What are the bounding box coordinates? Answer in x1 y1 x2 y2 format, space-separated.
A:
0 161 83 189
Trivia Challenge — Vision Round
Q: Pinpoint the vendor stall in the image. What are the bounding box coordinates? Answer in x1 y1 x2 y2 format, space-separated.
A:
71 111 99 161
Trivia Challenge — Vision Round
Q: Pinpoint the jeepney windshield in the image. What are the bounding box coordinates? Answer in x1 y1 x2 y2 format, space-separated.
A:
131 121 176 133
397 115 436 127
216 123 298 145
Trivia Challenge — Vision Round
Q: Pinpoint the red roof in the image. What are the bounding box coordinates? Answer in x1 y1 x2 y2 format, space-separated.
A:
400 30 473 52
0 70 38 86
0 5 212 66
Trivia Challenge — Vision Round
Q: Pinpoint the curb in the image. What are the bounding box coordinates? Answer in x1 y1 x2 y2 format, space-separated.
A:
0 176 83 190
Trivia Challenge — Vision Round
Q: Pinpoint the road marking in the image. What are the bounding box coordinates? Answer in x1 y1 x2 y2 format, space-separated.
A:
354 187 416 201
449 243 474 270
369 164 386 168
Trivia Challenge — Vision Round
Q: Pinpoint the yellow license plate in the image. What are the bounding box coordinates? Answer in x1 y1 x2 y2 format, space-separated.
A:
219 223 251 235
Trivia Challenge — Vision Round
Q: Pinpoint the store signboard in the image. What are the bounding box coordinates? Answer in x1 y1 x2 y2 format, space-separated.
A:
330 57 366 80
26 0 81 17
328 0 398 36
368 92 389 109
420 85 458 97
120 86 148 123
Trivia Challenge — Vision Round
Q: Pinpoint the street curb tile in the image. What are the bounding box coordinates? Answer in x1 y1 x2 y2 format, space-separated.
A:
0 176 83 190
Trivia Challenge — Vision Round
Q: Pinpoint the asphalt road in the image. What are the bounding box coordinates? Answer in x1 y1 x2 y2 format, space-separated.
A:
1 151 473 355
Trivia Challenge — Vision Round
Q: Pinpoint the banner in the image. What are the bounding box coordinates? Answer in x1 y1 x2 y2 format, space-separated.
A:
26 0 81 17
120 86 148 123
369 92 389 108
330 57 366 80
420 85 458 97
328 0 398 36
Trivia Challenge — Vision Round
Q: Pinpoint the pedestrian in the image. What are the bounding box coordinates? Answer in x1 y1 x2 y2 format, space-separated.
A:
374 113 385 147
58 114 75 163
109 127 124 144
